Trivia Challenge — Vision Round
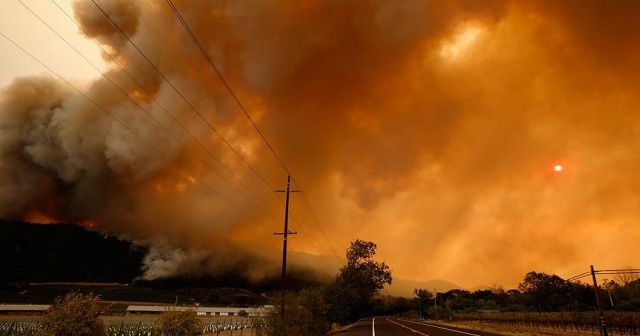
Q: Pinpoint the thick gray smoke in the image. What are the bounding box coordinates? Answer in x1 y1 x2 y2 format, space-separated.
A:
1 0 639 287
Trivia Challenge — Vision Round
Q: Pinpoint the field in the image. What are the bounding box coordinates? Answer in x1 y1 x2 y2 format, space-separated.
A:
0 315 266 336
0 282 271 335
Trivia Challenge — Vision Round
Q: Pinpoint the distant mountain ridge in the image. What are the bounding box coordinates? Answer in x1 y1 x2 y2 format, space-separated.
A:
0 220 329 290
386 278 462 297
1 220 465 299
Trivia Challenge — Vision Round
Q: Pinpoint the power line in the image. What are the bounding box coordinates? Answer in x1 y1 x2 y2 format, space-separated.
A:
165 0 291 176
566 271 591 282
11 0 338 275
566 268 640 282
597 269 640 273
164 1 341 261
49 0 245 187
94 0 342 266
22 0 278 219
0 31 248 216
292 178 341 262
17 0 181 143
86 0 319 237
89 0 278 196
50 0 288 236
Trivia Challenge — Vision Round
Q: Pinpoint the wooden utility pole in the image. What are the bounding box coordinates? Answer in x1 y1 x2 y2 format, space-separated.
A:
590 265 608 336
434 289 438 320
274 175 298 322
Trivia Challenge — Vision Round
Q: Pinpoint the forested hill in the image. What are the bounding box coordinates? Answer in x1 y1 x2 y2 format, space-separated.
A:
0 220 321 289
0 220 146 283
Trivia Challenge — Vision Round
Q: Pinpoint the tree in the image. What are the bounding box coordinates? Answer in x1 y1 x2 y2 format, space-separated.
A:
158 309 203 336
326 240 392 323
518 272 589 311
614 267 640 286
415 289 433 318
267 288 330 336
40 293 105 336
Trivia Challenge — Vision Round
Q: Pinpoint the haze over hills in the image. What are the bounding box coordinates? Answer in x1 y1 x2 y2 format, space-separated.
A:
1 220 462 298
386 278 461 298
0 220 316 305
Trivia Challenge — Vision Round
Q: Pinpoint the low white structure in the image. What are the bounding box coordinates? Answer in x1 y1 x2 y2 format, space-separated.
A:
0 304 50 314
126 305 266 317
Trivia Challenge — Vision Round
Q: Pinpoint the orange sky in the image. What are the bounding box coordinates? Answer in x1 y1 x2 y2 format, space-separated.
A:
0 0 639 288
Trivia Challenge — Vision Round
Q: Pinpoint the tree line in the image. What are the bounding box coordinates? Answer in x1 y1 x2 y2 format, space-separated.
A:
268 244 640 335
411 271 640 318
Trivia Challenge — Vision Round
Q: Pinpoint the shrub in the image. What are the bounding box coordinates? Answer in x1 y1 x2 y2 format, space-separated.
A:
158 309 203 336
266 289 330 336
41 293 106 336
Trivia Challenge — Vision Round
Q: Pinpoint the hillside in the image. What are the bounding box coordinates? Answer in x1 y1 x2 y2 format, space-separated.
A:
0 220 307 305
0 220 146 283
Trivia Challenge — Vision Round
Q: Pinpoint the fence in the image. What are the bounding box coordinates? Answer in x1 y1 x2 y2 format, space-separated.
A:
453 312 639 335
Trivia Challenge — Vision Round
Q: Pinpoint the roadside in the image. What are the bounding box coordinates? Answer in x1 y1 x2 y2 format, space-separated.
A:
330 321 360 333
328 318 373 336
433 320 601 336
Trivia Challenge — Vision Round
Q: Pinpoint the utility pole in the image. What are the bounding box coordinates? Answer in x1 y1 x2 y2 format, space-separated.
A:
274 175 298 323
590 265 608 336
434 289 438 320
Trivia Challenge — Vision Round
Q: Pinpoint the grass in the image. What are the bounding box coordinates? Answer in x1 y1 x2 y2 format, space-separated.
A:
435 320 601 336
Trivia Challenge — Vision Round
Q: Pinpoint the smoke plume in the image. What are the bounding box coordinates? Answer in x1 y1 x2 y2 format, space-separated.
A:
1 0 639 287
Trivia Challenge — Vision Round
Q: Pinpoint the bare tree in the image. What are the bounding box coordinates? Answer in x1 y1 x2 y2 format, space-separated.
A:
614 267 640 286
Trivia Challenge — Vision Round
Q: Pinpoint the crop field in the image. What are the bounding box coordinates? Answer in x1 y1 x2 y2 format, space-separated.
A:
453 312 640 335
0 318 266 336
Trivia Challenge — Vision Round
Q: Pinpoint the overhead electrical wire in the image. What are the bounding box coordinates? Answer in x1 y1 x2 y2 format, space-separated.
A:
49 0 260 195
87 0 329 261
165 0 291 177
164 0 341 260
566 269 640 283
566 271 591 282
293 178 341 260
89 0 278 196
597 269 640 273
20 0 286 227
0 32 251 217
44 0 286 237
8 0 337 268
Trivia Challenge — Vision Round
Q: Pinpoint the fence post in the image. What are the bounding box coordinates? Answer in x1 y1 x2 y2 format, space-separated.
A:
591 265 609 336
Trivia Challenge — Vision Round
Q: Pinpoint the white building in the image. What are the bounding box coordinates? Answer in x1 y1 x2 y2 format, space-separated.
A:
125 305 267 317
0 304 50 314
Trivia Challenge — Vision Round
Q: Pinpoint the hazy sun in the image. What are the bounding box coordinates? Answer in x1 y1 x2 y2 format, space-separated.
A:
439 24 484 61
554 164 563 172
